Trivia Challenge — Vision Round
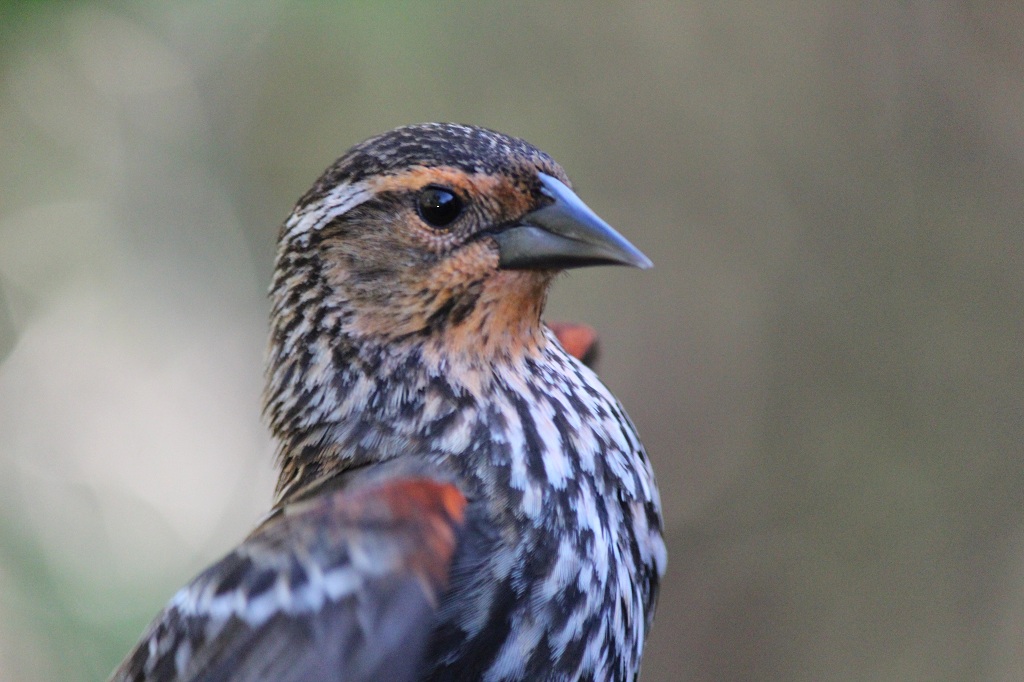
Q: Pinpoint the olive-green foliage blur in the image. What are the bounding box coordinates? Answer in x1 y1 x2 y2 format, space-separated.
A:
1 3 1021 681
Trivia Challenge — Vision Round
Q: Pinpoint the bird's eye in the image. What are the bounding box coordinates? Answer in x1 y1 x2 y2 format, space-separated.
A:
416 186 464 228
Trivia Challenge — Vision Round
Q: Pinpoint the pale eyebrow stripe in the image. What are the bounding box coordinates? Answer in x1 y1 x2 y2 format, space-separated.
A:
282 165 505 243
283 180 374 242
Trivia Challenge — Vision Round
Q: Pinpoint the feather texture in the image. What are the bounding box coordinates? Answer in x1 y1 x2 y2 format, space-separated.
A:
111 123 665 682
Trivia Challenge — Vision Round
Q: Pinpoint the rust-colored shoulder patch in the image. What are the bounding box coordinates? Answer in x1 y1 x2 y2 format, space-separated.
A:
548 321 599 368
372 478 467 592
317 477 468 593
371 478 468 527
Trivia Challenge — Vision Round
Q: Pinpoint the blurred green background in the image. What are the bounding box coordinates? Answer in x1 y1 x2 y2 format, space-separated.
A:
1 2 1022 680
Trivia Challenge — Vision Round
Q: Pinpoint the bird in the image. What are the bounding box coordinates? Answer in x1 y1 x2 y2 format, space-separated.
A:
110 123 666 682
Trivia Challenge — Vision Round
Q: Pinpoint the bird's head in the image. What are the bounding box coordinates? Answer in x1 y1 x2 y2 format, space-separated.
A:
270 123 650 366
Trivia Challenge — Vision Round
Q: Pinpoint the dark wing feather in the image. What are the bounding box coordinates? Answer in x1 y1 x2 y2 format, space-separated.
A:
111 475 468 682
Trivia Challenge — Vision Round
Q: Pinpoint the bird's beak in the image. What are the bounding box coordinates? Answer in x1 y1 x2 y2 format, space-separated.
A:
494 172 653 271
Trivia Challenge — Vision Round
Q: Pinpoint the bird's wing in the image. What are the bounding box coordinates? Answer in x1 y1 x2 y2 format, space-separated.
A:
547 321 599 368
111 474 468 682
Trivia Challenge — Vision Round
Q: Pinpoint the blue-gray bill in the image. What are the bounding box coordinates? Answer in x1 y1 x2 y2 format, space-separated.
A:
495 172 653 271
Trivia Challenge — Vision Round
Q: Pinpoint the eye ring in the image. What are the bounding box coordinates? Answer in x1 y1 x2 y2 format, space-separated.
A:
416 185 464 229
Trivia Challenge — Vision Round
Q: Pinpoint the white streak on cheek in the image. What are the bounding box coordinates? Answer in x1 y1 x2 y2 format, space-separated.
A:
284 181 374 242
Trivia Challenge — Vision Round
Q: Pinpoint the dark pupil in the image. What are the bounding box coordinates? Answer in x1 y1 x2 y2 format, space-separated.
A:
417 187 463 228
